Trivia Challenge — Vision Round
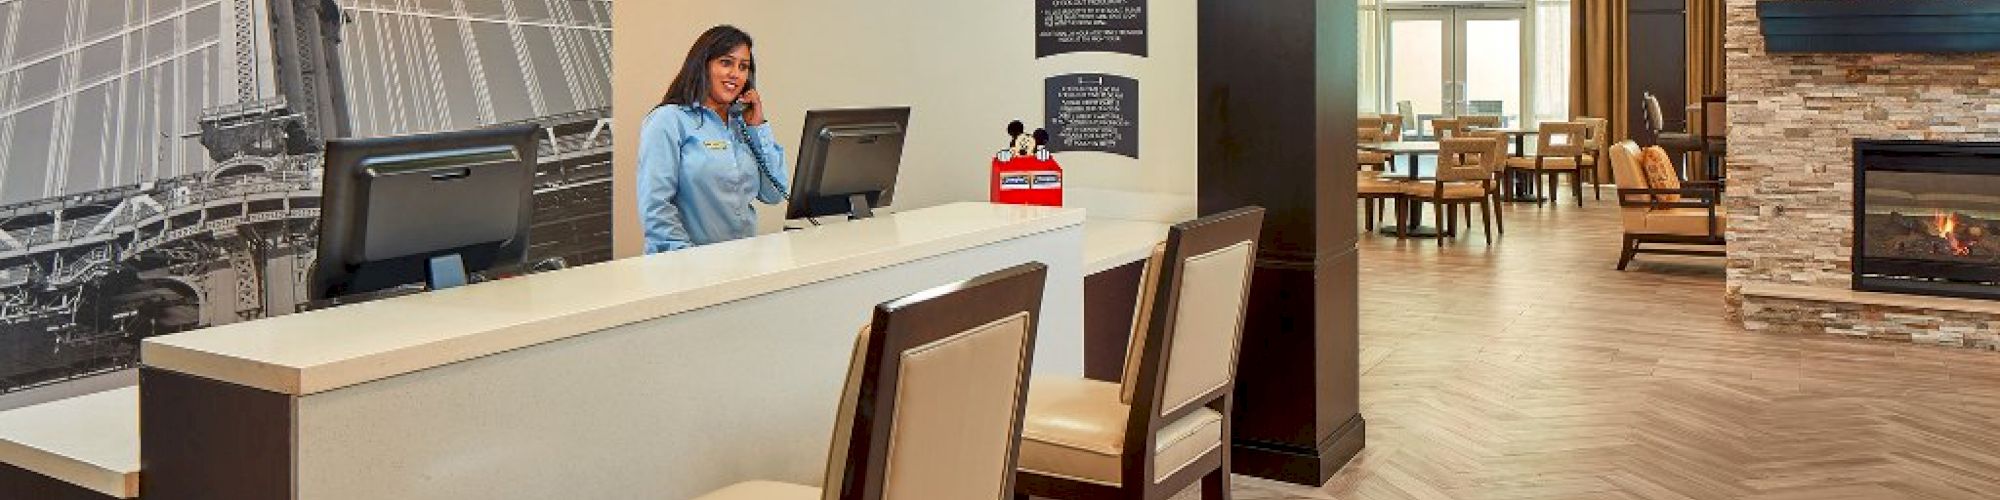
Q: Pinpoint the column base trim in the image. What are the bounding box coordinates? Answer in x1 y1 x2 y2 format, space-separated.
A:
1229 414 1365 486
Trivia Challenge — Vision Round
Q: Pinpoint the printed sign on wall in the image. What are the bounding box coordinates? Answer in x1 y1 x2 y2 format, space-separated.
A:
1044 74 1139 159
1036 0 1148 57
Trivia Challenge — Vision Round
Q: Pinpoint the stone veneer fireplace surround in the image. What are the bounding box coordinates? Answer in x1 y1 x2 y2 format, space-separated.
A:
1726 0 2000 349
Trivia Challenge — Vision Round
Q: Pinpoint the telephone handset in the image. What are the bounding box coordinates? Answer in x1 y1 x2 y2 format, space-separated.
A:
729 78 790 201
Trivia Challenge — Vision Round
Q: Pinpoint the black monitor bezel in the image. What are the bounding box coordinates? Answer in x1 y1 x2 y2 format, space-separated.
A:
311 124 540 301
784 106 913 220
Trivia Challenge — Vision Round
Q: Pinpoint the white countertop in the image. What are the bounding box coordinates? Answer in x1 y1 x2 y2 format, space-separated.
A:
1082 218 1171 275
143 203 1085 396
0 387 138 498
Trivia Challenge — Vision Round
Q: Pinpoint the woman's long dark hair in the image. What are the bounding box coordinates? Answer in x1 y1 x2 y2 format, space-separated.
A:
660 25 754 112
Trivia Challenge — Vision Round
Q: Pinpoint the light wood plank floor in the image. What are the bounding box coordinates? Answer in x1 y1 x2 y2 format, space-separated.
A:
1233 198 2000 500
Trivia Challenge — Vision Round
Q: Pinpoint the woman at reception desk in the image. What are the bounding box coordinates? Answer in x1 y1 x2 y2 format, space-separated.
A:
639 25 790 253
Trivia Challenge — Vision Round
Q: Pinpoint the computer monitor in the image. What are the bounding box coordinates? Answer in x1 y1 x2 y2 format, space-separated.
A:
785 107 912 220
311 124 540 301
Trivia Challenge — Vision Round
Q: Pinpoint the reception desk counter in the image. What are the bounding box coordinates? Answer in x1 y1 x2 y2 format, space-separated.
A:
124 202 1085 500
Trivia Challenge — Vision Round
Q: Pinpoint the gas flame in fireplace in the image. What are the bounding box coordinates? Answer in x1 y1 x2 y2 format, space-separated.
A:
1935 211 1972 256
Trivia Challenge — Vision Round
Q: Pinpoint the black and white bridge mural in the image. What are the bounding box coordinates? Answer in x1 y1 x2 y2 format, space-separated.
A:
0 0 615 394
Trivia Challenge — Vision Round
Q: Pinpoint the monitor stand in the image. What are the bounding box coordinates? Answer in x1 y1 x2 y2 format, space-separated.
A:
427 254 470 290
847 194 874 220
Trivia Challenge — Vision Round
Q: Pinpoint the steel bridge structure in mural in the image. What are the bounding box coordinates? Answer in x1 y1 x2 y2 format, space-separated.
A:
0 0 614 393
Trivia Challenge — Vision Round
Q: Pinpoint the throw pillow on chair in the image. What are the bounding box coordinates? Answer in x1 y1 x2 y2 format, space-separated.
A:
1638 146 1681 202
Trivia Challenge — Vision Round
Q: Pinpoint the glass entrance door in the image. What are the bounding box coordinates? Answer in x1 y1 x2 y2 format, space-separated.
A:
1387 7 1527 134
1387 11 1449 138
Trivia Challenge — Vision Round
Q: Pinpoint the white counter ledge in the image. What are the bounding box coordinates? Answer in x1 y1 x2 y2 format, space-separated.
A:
142 202 1085 396
0 387 138 498
1083 217 1170 275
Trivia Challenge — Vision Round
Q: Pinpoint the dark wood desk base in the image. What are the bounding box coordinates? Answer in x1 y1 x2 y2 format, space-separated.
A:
1083 260 1146 383
0 462 114 500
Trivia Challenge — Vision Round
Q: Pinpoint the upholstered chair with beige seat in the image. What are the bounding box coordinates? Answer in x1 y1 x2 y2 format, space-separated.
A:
1607 141 1725 270
1506 121 1590 206
1402 138 1499 246
1013 207 1265 500
694 263 1048 500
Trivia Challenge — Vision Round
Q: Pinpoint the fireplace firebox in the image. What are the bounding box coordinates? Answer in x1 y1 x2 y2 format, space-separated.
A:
1854 140 2000 300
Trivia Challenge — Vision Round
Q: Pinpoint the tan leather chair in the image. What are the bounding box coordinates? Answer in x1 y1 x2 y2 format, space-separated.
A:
1013 208 1266 500
695 263 1048 500
1403 138 1499 246
1505 122 1590 207
1607 141 1724 270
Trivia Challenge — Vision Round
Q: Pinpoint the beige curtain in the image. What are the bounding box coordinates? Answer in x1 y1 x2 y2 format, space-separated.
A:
1685 0 1725 173
1570 0 1628 141
1571 0 1628 182
1685 0 1725 106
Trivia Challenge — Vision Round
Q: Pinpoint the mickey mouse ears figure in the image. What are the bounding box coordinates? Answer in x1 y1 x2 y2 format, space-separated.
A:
998 120 1054 162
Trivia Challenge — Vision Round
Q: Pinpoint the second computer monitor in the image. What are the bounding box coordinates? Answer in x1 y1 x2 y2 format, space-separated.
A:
786 107 912 220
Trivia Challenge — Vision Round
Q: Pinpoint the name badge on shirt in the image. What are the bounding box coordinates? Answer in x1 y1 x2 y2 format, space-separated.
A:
703 140 731 151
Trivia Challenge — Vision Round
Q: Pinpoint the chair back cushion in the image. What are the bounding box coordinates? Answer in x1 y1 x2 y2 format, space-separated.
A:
1607 141 1652 230
1438 138 1495 182
824 264 1047 500
1608 141 1649 191
1119 208 1265 420
1637 146 1682 202
1157 241 1257 417
1536 122 1590 157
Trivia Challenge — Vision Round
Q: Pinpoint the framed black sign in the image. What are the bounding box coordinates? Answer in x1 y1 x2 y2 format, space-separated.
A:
1044 73 1139 159
1036 0 1148 57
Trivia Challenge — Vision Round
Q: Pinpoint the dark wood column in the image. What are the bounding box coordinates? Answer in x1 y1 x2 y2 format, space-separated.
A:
1198 0 1362 486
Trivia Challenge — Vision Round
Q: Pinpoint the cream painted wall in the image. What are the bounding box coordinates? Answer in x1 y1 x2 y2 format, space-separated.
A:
612 1 1196 257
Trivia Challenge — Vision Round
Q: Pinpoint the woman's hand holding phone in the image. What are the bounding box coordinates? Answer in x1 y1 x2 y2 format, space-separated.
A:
738 88 765 126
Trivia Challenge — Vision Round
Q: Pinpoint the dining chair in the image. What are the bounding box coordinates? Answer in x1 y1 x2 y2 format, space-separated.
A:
1464 129 1509 235
1577 117 1609 200
1013 208 1265 500
1459 114 1501 130
1505 122 1591 207
1403 138 1499 246
693 263 1048 500
1377 113 1405 140
1357 121 1389 171
1643 92 1703 176
1430 118 1464 141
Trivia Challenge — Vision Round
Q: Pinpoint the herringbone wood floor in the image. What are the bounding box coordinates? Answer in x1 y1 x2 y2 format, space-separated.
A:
1232 199 2000 500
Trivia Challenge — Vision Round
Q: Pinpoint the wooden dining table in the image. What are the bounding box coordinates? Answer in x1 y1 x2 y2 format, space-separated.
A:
1359 141 1444 237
